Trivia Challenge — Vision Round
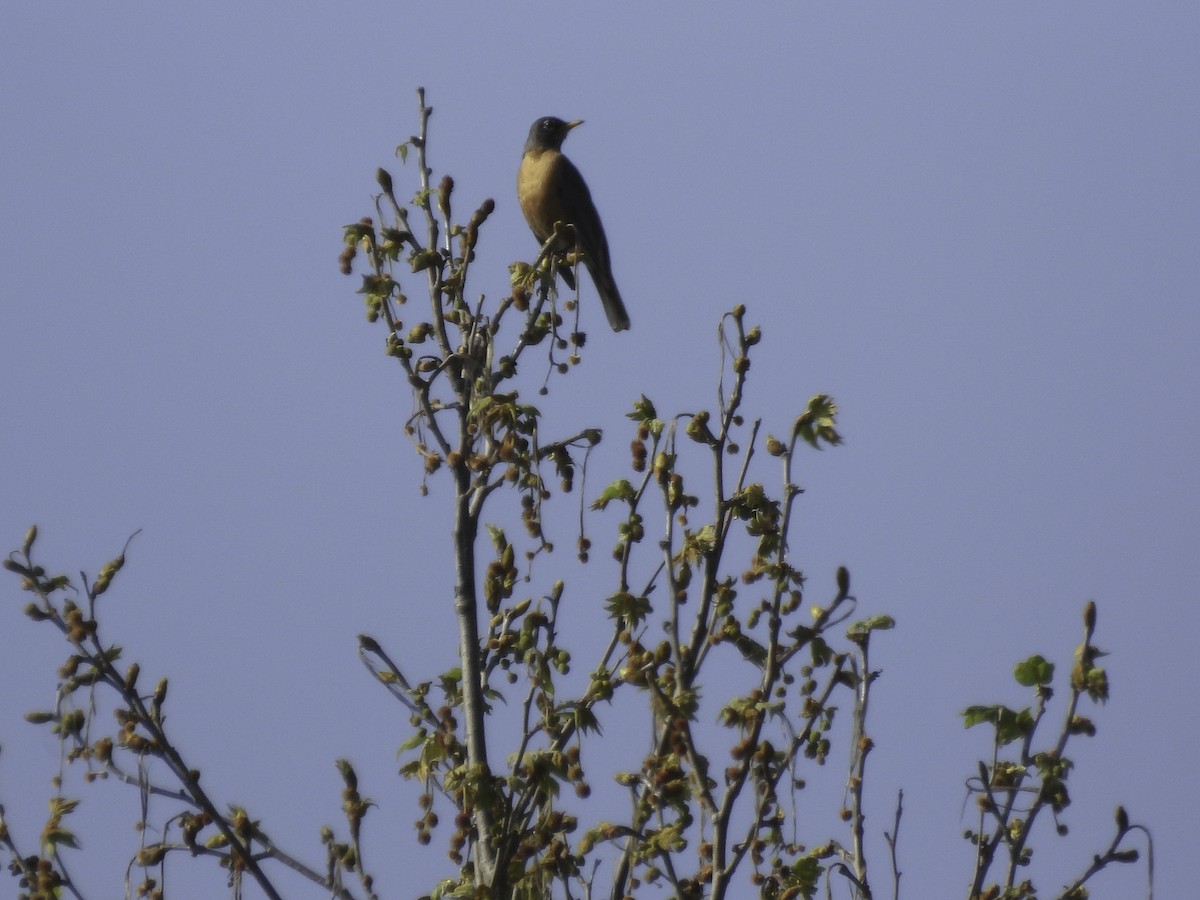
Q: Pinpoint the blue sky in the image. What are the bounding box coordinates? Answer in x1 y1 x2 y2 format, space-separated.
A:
2 3 1196 897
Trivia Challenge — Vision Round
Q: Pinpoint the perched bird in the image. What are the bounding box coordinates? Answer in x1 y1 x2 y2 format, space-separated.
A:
517 116 630 332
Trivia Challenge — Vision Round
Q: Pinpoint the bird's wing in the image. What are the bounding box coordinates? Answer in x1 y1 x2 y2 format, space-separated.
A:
548 155 610 265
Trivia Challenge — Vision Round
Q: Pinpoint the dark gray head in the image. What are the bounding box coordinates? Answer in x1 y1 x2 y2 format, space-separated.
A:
523 116 583 154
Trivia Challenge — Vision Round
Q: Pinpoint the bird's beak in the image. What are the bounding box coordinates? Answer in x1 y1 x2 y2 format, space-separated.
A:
565 119 584 131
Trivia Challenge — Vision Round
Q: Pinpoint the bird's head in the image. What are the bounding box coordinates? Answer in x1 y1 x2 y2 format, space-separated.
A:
524 117 583 154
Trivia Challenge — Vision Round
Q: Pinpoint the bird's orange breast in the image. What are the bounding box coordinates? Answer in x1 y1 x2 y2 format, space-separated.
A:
518 149 569 242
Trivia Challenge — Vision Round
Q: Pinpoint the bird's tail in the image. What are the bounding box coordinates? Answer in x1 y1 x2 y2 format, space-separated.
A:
588 261 631 332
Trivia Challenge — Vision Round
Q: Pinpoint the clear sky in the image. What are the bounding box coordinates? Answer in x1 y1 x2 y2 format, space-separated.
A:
2 3 1196 897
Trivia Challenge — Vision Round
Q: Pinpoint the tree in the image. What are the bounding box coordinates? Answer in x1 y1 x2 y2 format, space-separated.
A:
2 91 1151 900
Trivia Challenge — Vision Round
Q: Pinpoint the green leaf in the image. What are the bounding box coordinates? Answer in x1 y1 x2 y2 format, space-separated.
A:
568 703 601 735
604 591 652 626
848 615 895 636
50 797 80 816
1014 655 1055 686
342 221 375 245
43 827 81 850
626 395 664 435
961 704 1034 745
793 394 842 450
962 704 1001 729
733 633 767 666
398 728 428 753
591 479 636 510
809 635 833 667
410 248 442 273
486 525 508 550
357 273 396 298
627 394 657 421
786 854 823 897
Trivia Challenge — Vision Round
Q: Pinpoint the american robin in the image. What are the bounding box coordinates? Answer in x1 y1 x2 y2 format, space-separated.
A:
517 117 631 332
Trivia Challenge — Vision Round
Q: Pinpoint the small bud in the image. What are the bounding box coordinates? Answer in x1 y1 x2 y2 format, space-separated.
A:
376 167 393 195
358 634 382 654
471 198 495 226
837 566 850 596
93 552 126 597
137 844 169 867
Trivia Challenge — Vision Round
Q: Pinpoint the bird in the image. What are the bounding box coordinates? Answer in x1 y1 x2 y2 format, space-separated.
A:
517 116 630 332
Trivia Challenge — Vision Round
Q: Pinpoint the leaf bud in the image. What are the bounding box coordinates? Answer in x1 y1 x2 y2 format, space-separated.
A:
358 634 382 654
836 566 850 596
471 198 495 227
437 175 454 217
